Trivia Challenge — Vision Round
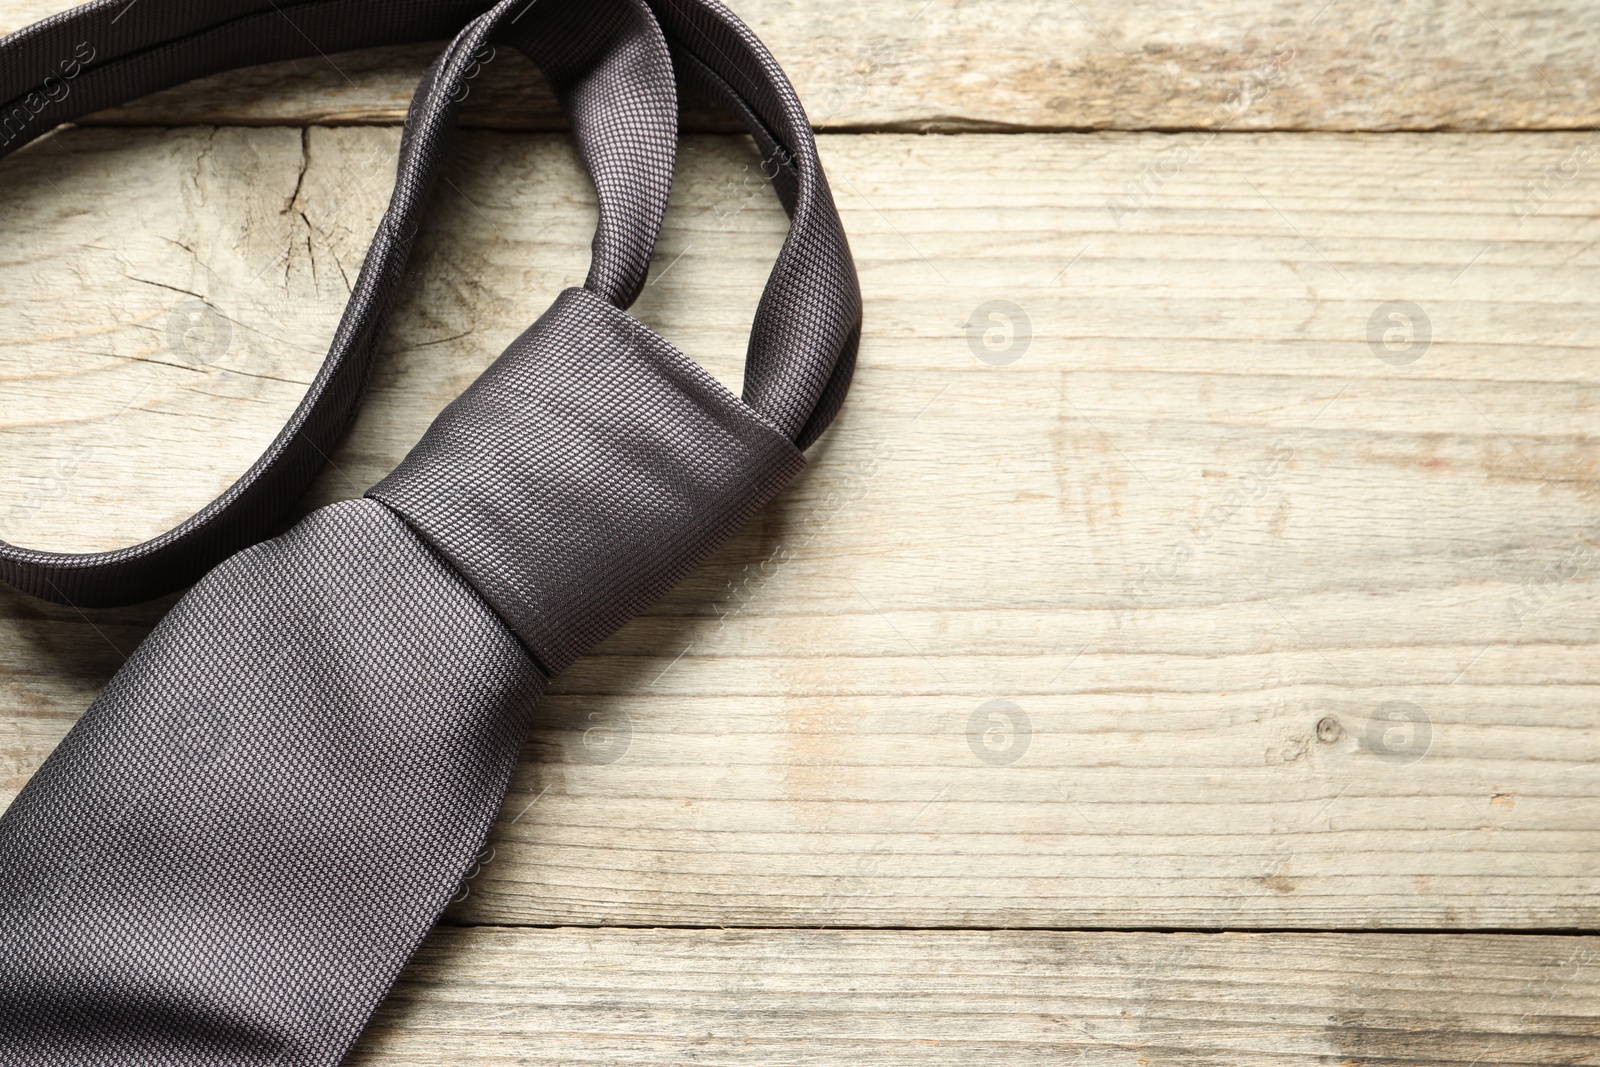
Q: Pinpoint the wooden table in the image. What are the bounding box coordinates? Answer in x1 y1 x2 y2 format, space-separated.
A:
2 1 1598 1061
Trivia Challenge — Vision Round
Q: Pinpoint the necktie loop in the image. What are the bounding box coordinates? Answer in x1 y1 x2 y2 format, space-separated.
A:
0 0 861 608
0 3 860 1062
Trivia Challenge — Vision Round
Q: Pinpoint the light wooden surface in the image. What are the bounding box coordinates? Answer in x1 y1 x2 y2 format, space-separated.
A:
347 929 1600 1064
1 0 1598 1062
2 0 1598 131
6 125 1598 930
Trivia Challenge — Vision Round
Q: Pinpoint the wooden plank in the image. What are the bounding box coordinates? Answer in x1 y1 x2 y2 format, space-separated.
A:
2 0 1598 131
2 126 1600 928
347 928 1600 1064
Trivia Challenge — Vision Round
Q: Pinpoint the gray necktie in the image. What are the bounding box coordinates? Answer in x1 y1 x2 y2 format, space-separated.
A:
0 1 861 1063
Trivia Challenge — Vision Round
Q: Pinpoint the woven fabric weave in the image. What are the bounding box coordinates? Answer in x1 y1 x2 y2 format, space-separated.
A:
0 0 680 605
0 501 545 1065
0 0 862 1061
371 287 807 676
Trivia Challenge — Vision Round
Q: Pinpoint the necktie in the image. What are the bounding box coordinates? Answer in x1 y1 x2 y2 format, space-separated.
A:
0 1 861 1064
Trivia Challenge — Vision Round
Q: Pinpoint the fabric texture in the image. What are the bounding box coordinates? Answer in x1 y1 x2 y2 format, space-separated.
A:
371 287 807 676
0 501 546 1065
0 0 682 606
0 0 862 1062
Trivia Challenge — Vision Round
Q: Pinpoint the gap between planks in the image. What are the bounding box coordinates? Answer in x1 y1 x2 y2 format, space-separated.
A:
2 127 1597 932
3 0 1597 132
346 927 1600 1066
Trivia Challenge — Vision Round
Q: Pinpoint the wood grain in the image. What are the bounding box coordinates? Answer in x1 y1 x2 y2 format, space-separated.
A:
1 1 1595 1057
347 928 1600 1065
2 125 1597 929
2 0 1598 132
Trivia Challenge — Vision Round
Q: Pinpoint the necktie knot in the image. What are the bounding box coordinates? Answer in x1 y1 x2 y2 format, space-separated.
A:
371 287 806 677
0 0 860 1062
